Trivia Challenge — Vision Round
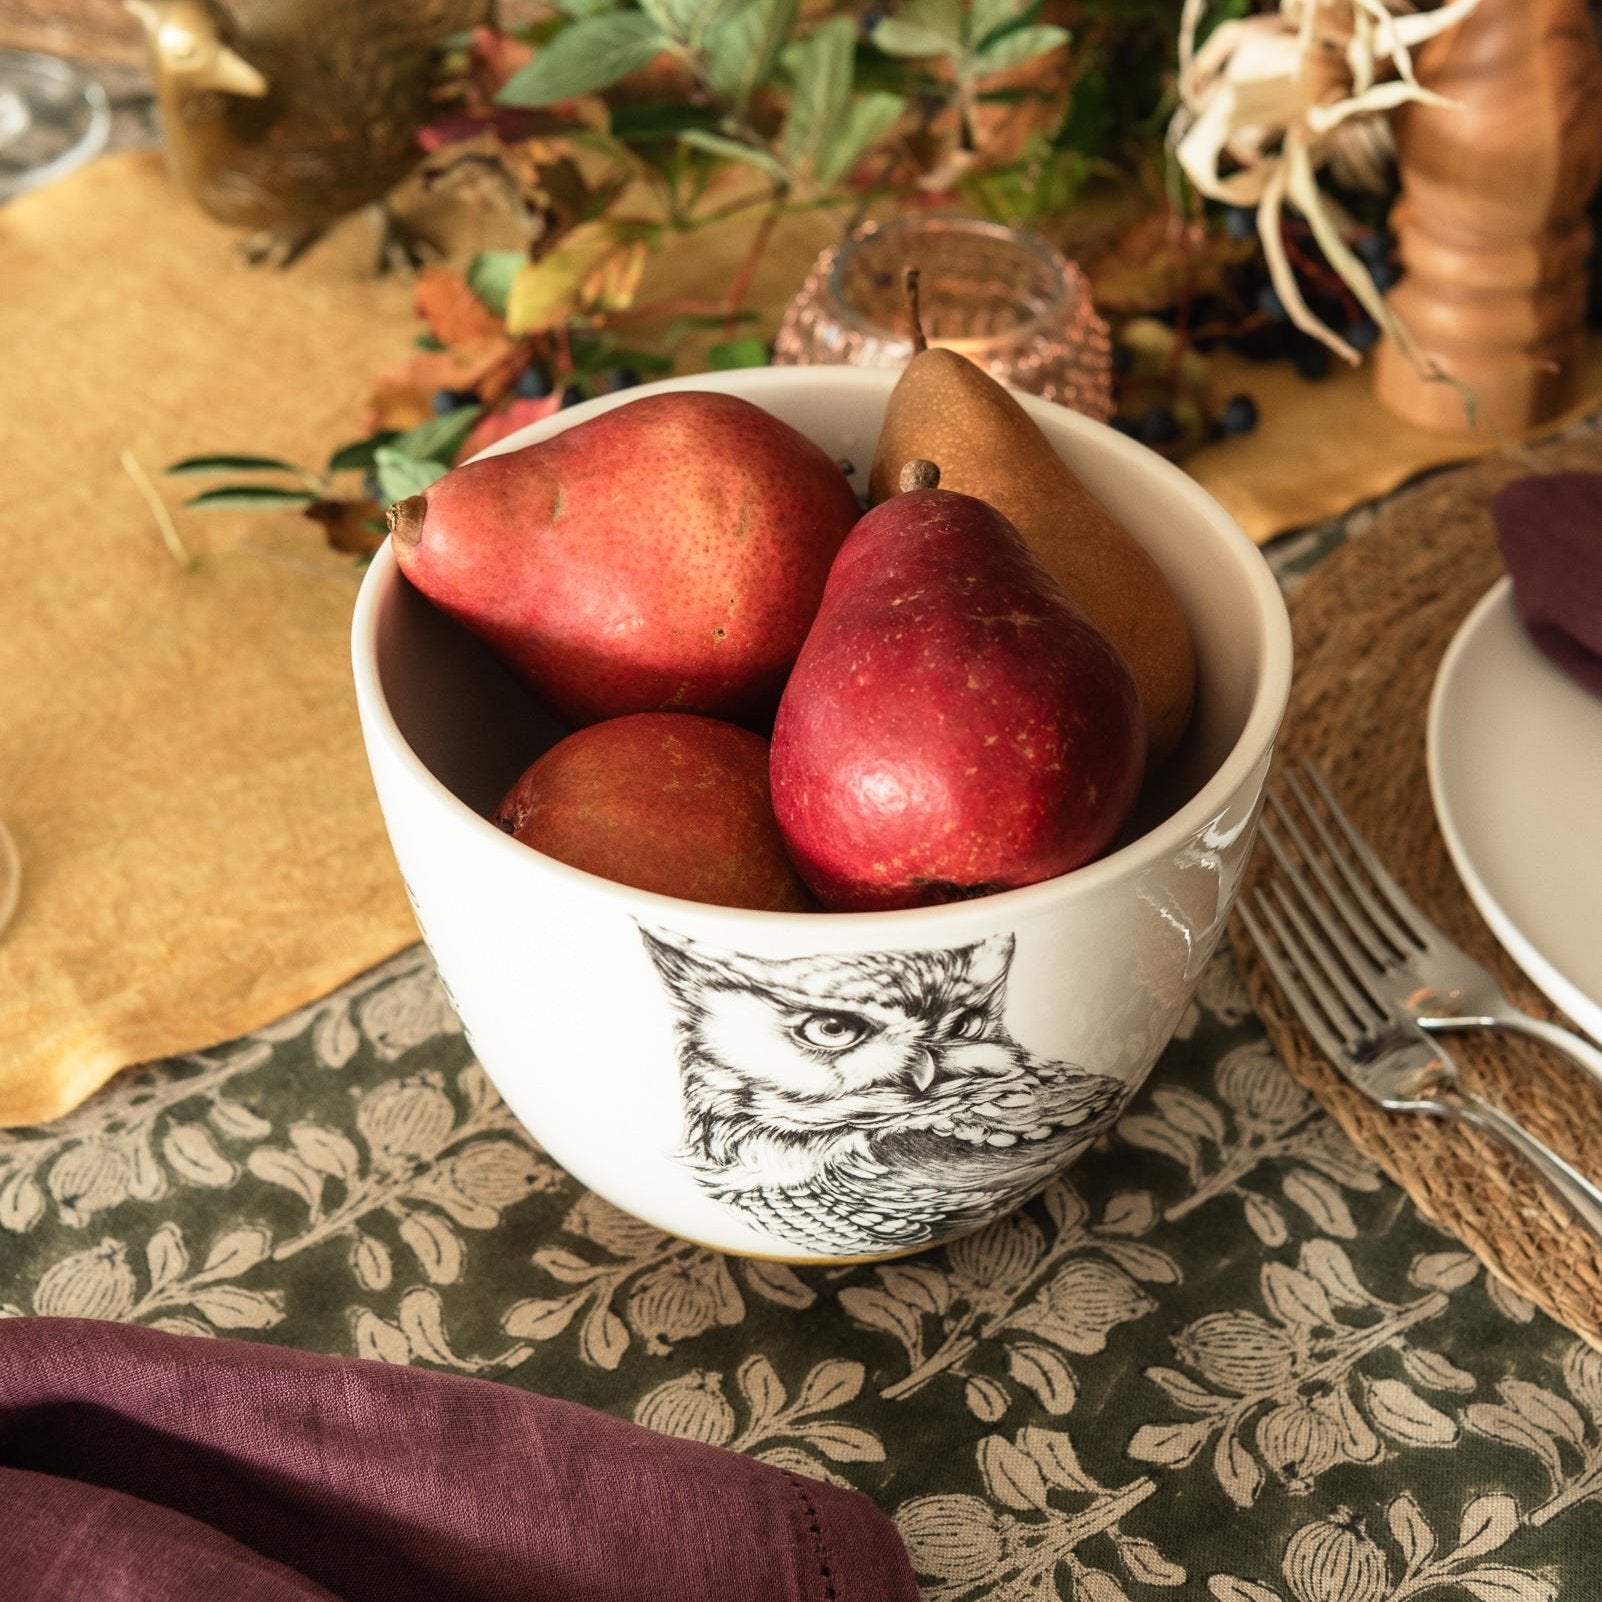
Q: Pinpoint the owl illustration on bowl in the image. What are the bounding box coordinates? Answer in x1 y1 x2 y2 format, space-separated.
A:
641 927 1125 1257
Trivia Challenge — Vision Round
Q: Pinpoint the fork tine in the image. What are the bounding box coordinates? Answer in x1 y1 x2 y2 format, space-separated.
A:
1262 881 1383 1039
1297 763 1429 949
1259 810 1394 977
1239 898 1353 1068
1268 781 1408 966
1258 845 1390 1023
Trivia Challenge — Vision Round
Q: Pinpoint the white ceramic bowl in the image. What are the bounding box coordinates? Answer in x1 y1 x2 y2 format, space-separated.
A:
351 367 1292 1262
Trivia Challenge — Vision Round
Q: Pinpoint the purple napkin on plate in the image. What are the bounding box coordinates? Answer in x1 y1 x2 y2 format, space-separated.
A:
0 1317 920 1602
1491 471 1602 697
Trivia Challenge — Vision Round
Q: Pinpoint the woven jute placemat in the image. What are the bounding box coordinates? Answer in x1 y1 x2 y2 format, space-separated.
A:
1229 427 1602 1348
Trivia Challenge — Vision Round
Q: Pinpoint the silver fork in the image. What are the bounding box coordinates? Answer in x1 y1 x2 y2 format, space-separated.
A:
1260 763 1602 1084
1240 867 1602 1244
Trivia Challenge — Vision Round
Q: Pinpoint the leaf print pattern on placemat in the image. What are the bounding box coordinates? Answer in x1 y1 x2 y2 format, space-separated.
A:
6 942 1602 1597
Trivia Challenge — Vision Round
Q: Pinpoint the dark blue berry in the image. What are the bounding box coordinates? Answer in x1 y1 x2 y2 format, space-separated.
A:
1224 205 1258 240
1111 343 1135 377
1136 405 1180 446
1109 415 1139 438
1293 338 1333 380
609 367 642 390
1219 393 1258 436
558 384 585 409
1255 283 1286 321
1368 258 1402 291
1345 317 1380 353
1230 321 1291 361
515 367 553 400
430 387 477 415
1353 230 1392 269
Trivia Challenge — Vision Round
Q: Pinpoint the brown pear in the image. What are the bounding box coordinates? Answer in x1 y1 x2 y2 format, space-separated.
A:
869 287 1196 768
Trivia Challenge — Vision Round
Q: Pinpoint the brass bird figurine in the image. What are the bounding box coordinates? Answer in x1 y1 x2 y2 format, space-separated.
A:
127 0 492 268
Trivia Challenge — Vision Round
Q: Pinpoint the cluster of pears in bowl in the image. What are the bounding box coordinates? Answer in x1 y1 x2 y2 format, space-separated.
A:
351 344 1292 1263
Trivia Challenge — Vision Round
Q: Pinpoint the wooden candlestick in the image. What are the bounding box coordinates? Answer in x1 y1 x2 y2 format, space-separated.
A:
1372 0 1602 434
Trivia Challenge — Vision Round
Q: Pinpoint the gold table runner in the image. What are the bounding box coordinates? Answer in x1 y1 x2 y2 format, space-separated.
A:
0 151 425 1125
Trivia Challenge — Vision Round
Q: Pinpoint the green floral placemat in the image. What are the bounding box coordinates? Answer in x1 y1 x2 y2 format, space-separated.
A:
3 944 1598 1601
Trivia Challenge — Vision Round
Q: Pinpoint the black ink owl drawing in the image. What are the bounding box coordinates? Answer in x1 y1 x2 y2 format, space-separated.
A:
640 927 1126 1256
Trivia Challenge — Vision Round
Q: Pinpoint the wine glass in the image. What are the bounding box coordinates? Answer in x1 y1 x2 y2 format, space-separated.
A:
0 50 111 203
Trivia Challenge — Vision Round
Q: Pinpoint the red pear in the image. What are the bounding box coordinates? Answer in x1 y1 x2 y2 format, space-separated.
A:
495 713 817 912
389 391 861 730
770 466 1146 911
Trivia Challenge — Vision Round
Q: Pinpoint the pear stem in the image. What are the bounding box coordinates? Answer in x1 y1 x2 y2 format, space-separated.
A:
387 495 427 552
899 459 941 493
903 266 927 355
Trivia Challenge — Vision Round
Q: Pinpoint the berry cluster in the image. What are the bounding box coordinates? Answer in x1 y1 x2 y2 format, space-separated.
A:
1108 208 1403 456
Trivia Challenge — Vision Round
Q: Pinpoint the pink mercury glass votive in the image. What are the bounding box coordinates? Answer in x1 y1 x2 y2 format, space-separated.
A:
771 215 1113 422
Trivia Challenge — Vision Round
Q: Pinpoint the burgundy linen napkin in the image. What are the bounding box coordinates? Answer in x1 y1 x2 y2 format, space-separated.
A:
1491 471 1602 696
0 1317 920 1602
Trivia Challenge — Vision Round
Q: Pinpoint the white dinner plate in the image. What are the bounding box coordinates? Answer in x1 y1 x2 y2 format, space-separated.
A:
1426 576 1602 1045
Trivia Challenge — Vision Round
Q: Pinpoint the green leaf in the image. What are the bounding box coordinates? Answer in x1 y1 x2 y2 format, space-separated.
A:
165 453 306 477
373 447 449 507
496 13 667 107
969 0 1031 49
568 333 676 376
635 0 677 37
870 0 962 59
608 102 720 142
679 128 790 185
815 91 905 185
549 0 621 19
181 485 319 511
708 336 770 369
972 22 1068 75
1054 65 1111 153
465 250 526 317
326 431 401 474
704 0 798 112
394 405 483 466
780 16 856 166
974 84 1050 105
659 311 758 343
666 0 751 46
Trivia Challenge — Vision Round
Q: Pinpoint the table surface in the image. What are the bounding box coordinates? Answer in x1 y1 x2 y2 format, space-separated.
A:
6 66 1602 1602
8 924 1598 1600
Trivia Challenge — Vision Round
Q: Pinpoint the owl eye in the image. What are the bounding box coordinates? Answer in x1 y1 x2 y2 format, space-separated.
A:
793 1011 874 1051
948 1006 989 1040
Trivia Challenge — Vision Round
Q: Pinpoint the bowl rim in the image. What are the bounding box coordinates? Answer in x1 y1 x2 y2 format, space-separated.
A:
351 365 1292 932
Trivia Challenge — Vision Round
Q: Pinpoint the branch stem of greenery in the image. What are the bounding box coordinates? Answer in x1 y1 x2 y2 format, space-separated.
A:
120 449 197 571
605 295 743 327
723 196 785 340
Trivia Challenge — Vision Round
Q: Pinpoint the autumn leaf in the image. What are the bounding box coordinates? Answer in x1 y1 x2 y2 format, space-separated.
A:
414 265 507 348
587 236 650 314
304 499 386 556
506 222 650 334
466 21 533 97
364 344 517 432
1086 209 1255 315
506 252 590 336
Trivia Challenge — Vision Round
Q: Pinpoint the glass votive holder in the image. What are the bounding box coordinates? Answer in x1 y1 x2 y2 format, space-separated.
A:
772 216 1113 422
0 51 111 202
